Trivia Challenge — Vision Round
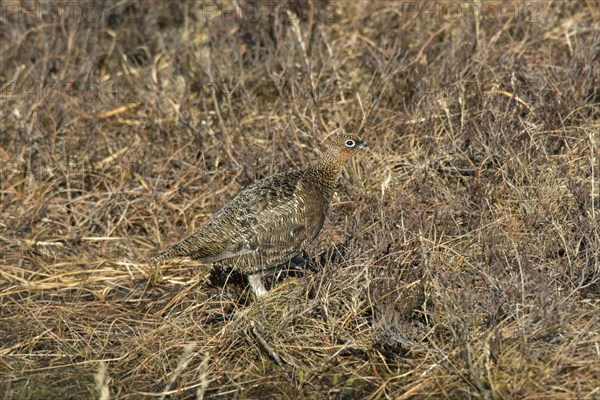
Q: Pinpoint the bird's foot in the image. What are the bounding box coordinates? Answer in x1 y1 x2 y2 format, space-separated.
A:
290 251 317 271
248 274 268 297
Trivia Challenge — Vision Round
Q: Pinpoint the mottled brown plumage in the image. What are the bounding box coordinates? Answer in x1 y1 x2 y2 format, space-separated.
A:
151 133 368 296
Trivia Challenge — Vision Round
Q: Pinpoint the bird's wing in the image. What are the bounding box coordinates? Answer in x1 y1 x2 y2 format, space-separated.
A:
152 170 328 268
207 171 322 267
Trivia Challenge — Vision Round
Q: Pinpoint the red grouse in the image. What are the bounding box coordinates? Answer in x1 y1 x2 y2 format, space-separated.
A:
152 133 368 296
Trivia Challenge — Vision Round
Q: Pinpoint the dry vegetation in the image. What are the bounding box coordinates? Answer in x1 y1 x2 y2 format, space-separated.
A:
1 1 599 399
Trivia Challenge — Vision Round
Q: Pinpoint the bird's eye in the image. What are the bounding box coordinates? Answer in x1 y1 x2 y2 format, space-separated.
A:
345 140 355 148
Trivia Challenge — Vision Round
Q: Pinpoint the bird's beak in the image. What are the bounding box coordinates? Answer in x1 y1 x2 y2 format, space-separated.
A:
358 141 368 150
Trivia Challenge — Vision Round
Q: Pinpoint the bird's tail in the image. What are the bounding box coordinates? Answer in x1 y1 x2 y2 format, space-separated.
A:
150 235 196 263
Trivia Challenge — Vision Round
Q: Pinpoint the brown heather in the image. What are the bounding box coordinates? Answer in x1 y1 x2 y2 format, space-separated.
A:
0 1 598 399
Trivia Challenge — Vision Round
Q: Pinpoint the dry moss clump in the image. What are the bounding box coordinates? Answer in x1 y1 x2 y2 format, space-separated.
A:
1 1 598 399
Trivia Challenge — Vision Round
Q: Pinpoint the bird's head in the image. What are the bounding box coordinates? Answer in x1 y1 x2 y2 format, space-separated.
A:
328 132 368 164
310 132 368 188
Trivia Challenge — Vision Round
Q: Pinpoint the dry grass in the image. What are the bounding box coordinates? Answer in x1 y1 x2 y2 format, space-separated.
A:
1 1 599 399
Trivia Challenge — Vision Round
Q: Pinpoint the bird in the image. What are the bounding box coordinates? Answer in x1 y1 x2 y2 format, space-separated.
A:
151 132 368 296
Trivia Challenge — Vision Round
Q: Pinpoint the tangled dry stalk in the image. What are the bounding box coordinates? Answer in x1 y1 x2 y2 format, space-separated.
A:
1 1 598 399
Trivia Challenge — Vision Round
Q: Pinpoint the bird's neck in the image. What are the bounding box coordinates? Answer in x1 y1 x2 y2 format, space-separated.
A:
307 150 344 193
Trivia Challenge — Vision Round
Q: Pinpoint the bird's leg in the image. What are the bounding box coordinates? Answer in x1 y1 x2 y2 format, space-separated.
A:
248 274 268 297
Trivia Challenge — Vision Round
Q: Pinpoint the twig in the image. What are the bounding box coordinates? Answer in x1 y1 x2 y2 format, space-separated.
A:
250 321 284 367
